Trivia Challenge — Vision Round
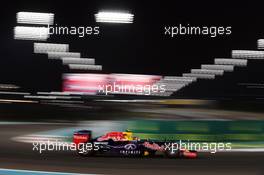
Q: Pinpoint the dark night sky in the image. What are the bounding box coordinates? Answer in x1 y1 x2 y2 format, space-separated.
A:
0 1 264 93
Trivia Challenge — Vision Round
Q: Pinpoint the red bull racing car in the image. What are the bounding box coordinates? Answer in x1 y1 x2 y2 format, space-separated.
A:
73 129 197 158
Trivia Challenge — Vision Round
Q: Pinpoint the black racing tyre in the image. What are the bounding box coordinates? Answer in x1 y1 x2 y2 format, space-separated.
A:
76 142 95 157
165 149 181 158
148 150 156 157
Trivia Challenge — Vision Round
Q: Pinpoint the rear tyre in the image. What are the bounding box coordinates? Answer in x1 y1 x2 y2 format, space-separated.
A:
76 142 95 157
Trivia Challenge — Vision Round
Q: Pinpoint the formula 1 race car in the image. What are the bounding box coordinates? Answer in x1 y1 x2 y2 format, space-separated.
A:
73 129 197 158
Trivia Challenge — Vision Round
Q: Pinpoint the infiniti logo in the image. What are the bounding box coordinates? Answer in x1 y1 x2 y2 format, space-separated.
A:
124 144 137 150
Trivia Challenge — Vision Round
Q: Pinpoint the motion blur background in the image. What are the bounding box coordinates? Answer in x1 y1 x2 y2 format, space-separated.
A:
0 1 264 175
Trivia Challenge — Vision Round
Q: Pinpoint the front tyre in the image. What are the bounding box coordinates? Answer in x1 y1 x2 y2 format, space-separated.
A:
165 149 180 158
